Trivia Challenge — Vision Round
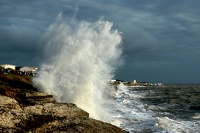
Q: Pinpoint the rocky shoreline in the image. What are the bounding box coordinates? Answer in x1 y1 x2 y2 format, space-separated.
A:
0 74 127 133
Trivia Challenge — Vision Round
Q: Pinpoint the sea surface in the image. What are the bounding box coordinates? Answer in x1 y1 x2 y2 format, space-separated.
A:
105 84 200 133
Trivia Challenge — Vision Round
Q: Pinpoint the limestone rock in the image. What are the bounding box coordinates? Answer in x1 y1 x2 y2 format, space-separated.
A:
0 94 127 133
20 91 56 105
24 103 89 119
0 95 21 110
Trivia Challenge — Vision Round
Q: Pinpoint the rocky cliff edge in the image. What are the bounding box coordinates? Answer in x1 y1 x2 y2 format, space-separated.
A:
0 74 127 133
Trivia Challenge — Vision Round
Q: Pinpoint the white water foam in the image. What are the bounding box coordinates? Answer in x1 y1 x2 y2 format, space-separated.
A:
157 117 200 133
107 85 200 132
33 14 123 121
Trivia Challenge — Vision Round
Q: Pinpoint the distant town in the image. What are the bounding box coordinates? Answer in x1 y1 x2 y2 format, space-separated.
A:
110 79 163 87
1 64 163 87
0 64 38 76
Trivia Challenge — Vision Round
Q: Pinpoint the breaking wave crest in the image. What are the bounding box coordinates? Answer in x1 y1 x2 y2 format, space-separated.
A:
33 15 123 121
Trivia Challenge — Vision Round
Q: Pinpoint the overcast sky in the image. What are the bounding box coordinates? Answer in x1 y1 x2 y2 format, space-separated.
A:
1 0 200 84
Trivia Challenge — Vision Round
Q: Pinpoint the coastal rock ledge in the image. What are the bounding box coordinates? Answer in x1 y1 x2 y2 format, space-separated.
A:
0 91 126 133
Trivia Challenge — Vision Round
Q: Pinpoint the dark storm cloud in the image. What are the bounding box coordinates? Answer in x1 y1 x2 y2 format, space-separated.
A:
115 1 200 67
0 17 44 65
0 0 200 83
0 0 76 65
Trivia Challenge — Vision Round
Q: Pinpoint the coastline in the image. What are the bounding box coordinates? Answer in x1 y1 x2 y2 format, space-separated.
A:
110 81 163 87
0 74 127 133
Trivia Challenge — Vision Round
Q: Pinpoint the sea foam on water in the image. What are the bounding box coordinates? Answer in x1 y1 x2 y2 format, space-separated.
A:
33 14 123 121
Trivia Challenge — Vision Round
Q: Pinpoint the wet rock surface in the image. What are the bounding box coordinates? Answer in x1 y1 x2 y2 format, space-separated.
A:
0 74 127 133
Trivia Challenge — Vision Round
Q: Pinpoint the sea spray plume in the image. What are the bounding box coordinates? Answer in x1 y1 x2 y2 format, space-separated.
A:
33 16 123 121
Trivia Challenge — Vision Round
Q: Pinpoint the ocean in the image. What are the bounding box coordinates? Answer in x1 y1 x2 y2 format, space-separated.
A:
106 84 200 133
32 16 199 133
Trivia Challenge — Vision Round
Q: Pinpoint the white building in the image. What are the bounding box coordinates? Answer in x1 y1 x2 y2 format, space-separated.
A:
0 64 16 70
110 80 116 83
20 66 38 72
131 80 137 84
